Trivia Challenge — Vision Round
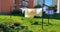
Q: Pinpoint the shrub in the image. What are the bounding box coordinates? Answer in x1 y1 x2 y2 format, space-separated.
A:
12 10 20 14
49 5 57 12
34 4 41 8
19 9 23 16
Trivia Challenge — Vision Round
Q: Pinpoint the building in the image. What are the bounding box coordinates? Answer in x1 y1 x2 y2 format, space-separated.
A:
51 0 57 6
57 0 60 13
0 0 34 14
50 0 60 13
47 0 60 13
34 0 43 6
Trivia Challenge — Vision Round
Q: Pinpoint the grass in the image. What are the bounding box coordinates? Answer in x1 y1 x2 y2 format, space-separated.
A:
0 13 60 32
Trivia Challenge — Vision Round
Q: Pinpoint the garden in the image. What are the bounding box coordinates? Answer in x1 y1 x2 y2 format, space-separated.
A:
0 13 60 32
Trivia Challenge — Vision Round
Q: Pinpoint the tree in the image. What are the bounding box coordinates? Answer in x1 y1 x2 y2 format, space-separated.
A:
49 5 57 12
34 0 42 8
34 4 41 8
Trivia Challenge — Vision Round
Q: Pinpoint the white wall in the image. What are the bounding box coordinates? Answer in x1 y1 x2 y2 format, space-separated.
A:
57 0 60 13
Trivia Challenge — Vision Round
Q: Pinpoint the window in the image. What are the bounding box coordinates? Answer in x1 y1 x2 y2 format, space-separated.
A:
25 0 29 2
20 0 30 8
13 6 16 10
13 0 16 4
23 0 25 1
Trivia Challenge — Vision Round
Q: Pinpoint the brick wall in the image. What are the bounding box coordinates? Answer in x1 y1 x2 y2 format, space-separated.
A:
0 0 34 14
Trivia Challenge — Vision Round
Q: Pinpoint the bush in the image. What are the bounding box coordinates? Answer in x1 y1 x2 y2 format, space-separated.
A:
49 5 57 12
34 4 41 8
12 10 20 14
22 11 25 16
19 9 25 16
19 9 23 15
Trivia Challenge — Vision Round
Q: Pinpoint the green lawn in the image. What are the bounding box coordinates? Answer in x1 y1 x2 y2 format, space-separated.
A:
0 14 60 32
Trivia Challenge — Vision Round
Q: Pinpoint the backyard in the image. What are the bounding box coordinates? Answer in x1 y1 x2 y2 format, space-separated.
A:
0 13 60 32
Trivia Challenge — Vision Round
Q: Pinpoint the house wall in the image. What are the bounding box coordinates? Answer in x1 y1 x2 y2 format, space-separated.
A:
0 0 14 14
16 0 20 10
30 0 34 8
57 0 60 13
52 0 57 6
0 0 34 14
0 0 1 13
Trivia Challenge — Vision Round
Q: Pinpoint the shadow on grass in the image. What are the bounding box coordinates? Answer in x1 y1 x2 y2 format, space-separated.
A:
0 13 60 20
43 13 60 20
0 14 24 17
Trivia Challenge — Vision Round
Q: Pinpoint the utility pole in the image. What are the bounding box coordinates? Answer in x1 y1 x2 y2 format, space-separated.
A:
42 0 45 29
9 0 12 19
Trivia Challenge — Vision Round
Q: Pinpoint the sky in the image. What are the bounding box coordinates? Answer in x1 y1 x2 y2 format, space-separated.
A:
45 0 52 6
34 0 52 6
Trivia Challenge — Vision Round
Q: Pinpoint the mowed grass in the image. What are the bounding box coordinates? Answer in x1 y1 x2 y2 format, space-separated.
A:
0 14 60 32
